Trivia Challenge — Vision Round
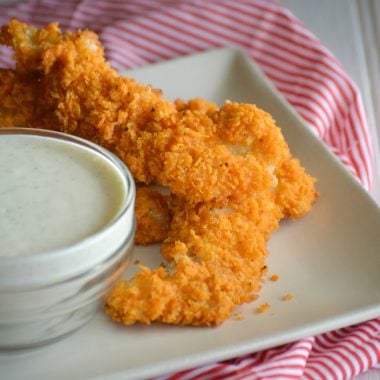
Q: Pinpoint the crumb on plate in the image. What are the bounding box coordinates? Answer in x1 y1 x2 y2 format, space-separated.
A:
282 293 294 301
269 274 280 282
233 312 244 321
256 302 270 313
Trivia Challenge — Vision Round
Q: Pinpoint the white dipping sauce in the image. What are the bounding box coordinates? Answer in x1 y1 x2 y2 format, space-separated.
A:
0 134 125 257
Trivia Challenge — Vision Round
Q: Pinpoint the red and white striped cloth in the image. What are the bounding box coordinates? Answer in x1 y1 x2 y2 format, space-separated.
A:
0 1 379 379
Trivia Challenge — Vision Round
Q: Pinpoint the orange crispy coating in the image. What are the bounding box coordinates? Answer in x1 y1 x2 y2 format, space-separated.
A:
175 97 218 116
0 69 37 127
135 187 171 245
107 193 279 326
0 20 318 327
213 102 291 168
275 157 318 219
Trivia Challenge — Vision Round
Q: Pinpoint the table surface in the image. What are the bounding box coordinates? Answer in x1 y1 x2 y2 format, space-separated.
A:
0 0 379 378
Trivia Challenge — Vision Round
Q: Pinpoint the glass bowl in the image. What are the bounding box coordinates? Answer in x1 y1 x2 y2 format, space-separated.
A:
0 128 135 350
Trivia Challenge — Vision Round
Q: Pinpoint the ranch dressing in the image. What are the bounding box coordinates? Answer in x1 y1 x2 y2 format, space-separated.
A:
0 134 125 257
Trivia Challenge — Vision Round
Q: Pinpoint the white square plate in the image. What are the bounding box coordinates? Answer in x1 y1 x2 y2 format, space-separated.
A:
1 48 380 380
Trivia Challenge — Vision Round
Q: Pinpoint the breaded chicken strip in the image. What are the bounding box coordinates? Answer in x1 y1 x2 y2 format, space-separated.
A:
172 99 317 212
0 20 276 205
106 193 281 326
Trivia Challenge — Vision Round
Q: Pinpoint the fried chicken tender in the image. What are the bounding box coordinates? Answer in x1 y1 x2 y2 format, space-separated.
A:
0 20 275 205
0 20 318 327
135 187 171 245
106 193 280 326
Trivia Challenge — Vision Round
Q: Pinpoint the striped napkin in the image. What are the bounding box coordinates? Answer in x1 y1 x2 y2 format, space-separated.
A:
0 1 379 379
